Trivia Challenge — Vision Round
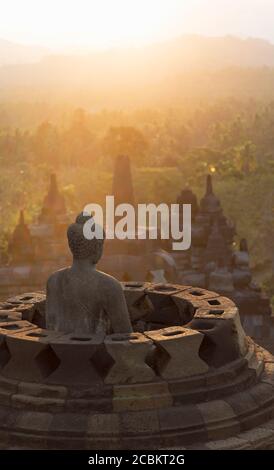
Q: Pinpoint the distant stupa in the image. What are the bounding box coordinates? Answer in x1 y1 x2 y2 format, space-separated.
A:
112 155 135 206
39 173 66 224
8 210 35 265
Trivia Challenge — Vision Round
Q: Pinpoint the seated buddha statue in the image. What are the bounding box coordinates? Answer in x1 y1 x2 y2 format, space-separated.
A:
45 212 133 335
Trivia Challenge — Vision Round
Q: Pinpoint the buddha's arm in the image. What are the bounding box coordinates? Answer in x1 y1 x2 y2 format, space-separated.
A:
103 280 133 333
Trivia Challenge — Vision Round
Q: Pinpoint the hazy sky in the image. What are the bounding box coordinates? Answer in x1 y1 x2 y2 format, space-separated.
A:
1 0 274 50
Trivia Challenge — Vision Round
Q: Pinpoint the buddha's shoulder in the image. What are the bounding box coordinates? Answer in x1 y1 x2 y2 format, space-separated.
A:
47 267 70 286
96 270 124 291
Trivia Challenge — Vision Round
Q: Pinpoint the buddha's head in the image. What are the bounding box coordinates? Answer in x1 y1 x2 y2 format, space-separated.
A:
67 212 105 264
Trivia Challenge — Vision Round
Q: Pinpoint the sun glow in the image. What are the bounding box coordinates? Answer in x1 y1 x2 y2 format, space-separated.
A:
1 0 186 50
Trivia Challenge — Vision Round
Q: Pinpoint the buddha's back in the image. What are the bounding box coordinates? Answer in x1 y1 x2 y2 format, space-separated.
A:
45 212 133 336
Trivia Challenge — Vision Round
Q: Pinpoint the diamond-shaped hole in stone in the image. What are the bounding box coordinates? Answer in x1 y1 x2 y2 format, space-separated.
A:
91 344 115 380
27 332 48 338
70 337 92 341
154 284 177 292
208 299 221 306
209 309 224 315
2 324 20 331
0 340 11 369
162 329 184 337
125 283 144 288
0 314 8 321
111 334 139 342
190 290 204 296
35 346 61 378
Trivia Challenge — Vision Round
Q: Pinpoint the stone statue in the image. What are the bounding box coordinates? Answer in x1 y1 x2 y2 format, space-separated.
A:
46 213 133 335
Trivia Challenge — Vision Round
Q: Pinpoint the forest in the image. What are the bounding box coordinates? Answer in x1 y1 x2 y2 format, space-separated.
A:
0 97 274 303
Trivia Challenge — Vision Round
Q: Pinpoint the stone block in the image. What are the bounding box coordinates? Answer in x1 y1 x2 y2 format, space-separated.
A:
113 381 172 412
194 306 248 356
120 410 160 435
206 436 250 450
122 282 153 321
238 427 274 449
46 333 106 385
0 389 11 406
145 326 208 379
15 411 52 432
158 405 205 433
179 287 220 302
0 375 18 393
0 320 37 338
87 413 120 436
249 383 274 408
142 285 185 326
49 412 88 436
246 348 264 378
0 311 22 322
225 391 258 424
7 292 46 305
3 332 60 381
17 382 67 400
261 362 274 386
11 394 65 412
197 399 240 440
104 332 155 384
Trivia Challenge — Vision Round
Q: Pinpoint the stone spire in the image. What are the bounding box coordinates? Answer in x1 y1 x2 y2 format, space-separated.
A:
8 210 35 264
200 174 221 215
112 155 135 206
39 173 66 223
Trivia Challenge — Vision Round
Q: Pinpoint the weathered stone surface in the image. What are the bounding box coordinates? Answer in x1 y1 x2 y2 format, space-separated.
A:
158 405 205 433
17 382 67 399
0 311 22 322
144 284 187 326
145 326 208 378
237 427 274 449
194 305 248 356
0 320 37 337
87 413 120 435
3 330 62 382
104 332 155 384
197 400 240 440
49 412 88 436
248 382 274 408
120 410 160 435
245 344 264 377
0 337 11 370
121 282 153 321
206 436 250 450
113 381 172 412
46 333 106 385
225 391 259 430
261 362 274 386
11 394 65 412
15 411 53 432
0 282 273 450
179 287 220 302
